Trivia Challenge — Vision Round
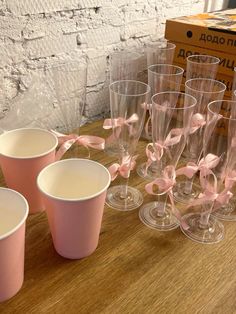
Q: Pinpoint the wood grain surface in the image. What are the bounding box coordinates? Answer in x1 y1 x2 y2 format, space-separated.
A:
0 120 235 314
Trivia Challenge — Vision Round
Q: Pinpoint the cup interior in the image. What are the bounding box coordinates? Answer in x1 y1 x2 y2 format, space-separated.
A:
0 188 29 239
0 128 58 158
37 159 111 201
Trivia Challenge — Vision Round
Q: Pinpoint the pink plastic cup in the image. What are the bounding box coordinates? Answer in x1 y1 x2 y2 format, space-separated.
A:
37 158 111 259
0 128 58 214
0 188 29 302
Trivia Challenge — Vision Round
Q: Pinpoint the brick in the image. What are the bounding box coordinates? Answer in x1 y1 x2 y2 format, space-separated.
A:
99 6 123 27
6 0 79 15
61 22 80 35
0 16 26 41
22 17 80 58
6 0 109 15
23 16 80 39
0 42 25 67
85 26 120 48
26 34 77 59
124 19 156 40
0 1 6 12
126 9 157 24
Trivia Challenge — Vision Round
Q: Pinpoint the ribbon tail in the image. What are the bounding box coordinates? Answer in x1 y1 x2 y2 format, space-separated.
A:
145 181 158 195
212 190 233 212
55 140 75 160
144 116 151 139
144 159 152 176
189 126 198 135
168 191 189 230
108 164 119 181
78 135 105 151
121 169 130 179
55 148 65 161
50 129 70 146
83 145 91 159
144 144 156 176
103 119 113 130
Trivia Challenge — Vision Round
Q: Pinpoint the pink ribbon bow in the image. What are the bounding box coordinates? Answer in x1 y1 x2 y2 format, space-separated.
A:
150 113 206 161
188 168 233 211
145 165 189 230
145 165 176 195
51 130 105 160
108 155 138 181
176 153 221 179
143 128 184 174
103 113 139 143
189 113 206 134
154 128 183 161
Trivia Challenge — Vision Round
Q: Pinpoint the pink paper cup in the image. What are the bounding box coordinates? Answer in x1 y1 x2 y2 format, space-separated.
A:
0 128 58 214
37 158 111 259
0 188 29 302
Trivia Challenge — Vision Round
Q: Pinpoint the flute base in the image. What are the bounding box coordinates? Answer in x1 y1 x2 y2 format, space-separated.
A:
180 213 224 244
106 185 143 211
136 162 161 181
213 201 236 221
139 202 179 231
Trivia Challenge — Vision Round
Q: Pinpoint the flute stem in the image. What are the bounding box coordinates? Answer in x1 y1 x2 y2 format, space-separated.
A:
120 176 130 199
183 177 194 195
155 193 168 217
199 203 213 229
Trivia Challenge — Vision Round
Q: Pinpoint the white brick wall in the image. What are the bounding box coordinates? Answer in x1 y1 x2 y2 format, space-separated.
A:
0 0 204 129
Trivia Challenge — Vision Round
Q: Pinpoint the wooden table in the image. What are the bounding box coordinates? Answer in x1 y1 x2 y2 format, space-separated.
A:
1 120 235 314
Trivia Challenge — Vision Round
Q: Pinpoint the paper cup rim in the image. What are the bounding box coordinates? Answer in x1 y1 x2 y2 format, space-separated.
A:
0 128 58 159
0 188 29 241
37 158 111 202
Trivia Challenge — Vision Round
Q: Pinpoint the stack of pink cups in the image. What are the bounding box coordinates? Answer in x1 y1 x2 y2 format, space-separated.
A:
0 128 111 302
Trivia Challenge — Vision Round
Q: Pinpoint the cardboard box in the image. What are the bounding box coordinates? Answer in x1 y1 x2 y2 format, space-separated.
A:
165 9 236 55
173 41 235 77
